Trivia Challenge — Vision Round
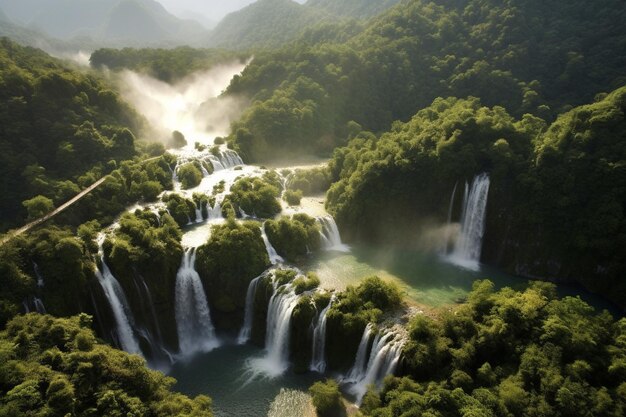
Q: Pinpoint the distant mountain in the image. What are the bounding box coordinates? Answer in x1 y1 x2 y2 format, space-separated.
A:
305 0 402 18
207 0 335 50
0 0 208 47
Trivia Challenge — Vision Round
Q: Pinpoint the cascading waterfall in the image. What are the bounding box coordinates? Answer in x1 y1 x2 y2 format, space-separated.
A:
207 201 222 220
175 248 219 356
261 225 284 264
195 201 203 223
220 150 243 168
237 275 263 344
33 262 44 287
95 251 143 356
449 173 491 270
345 328 404 403
33 297 46 314
317 215 349 252
247 276 299 378
310 295 335 372
345 323 375 382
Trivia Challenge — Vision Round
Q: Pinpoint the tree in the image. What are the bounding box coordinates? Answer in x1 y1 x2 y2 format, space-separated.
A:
309 379 346 417
22 195 54 220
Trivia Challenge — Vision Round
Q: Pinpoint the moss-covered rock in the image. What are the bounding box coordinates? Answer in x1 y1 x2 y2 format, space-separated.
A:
265 214 321 262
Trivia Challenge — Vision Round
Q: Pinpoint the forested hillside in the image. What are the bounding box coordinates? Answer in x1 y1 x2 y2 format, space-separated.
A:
90 47 247 82
306 0 401 18
0 39 143 230
206 0 336 50
225 0 626 161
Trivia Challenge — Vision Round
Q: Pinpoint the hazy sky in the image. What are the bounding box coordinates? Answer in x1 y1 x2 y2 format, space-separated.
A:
159 0 306 24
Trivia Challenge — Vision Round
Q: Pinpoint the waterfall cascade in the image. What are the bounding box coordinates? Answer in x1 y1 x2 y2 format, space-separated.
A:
310 295 335 372
33 262 44 287
317 215 349 252
175 248 219 356
247 275 299 378
238 274 263 344
95 251 143 356
344 324 404 403
261 225 284 264
195 201 203 223
345 323 375 382
33 297 46 314
448 173 490 270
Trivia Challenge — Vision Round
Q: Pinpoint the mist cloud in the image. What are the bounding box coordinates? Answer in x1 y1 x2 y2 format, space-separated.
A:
118 61 248 146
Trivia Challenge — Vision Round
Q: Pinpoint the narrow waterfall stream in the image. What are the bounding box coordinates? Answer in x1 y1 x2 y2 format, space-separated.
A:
310 295 334 372
261 224 284 264
95 251 143 356
238 274 263 344
447 173 491 270
344 325 405 403
175 248 220 356
318 215 350 252
247 276 300 378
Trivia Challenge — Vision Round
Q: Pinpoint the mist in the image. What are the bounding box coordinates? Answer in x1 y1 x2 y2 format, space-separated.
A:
118 61 249 147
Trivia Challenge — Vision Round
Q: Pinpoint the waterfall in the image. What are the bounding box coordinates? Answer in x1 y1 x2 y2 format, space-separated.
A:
344 327 404 403
207 201 222 220
449 173 490 270
95 256 143 355
261 225 284 264
310 295 334 372
175 248 219 356
200 163 210 177
317 215 349 252
238 275 262 344
33 297 46 314
348 333 403 402
33 262 44 287
219 150 243 168
136 275 164 344
247 277 299 378
345 323 375 382
195 201 203 223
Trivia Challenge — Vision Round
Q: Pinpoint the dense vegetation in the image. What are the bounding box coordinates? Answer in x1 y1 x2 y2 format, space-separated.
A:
265 214 321 262
0 38 143 230
223 173 282 219
0 314 213 416
325 277 403 370
90 47 246 82
225 0 626 161
326 87 626 307
196 220 269 330
206 0 335 50
361 281 626 417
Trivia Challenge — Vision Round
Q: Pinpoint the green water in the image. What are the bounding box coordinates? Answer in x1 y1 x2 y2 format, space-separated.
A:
169 343 321 417
306 244 620 314
170 246 619 417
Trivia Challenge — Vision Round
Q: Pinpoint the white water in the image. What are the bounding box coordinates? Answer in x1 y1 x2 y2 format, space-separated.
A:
318 215 349 252
238 274 263 344
33 262 44 287
310 295 334 372
247 277 299 378
33 297 46 314
345 323 374 382
345 328 404 403
95 246 143 356
175 248 219 356
448 173 490 270
261 224 284 264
